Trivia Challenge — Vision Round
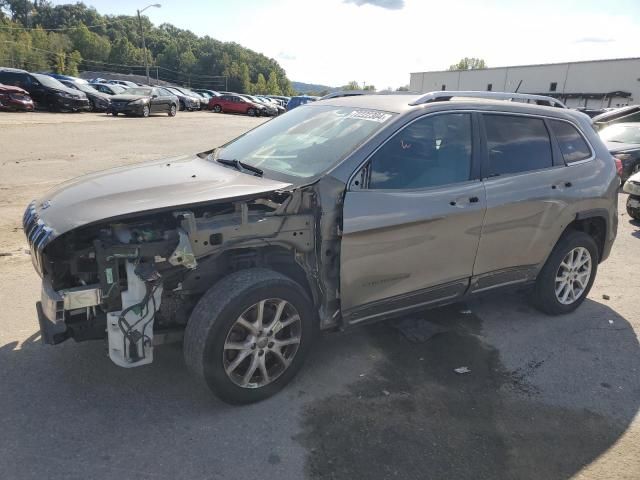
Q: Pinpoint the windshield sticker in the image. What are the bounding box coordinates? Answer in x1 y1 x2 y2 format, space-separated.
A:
346 110 392 123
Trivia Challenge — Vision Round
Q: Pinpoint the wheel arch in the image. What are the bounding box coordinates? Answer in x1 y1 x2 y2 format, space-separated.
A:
182 245 318 307
564 209 609 263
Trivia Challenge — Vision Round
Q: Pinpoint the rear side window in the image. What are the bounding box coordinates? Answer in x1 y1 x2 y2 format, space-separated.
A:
484 114 553 175
548 120 591 163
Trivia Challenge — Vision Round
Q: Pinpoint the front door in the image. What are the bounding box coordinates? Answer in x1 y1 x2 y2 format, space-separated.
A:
340 112 486 324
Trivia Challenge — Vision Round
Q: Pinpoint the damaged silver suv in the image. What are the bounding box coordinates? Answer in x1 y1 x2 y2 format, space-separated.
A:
25 91 618 404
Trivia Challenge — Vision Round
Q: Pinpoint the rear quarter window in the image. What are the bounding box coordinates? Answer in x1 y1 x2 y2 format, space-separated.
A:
484 114 553 175
548 120 592 163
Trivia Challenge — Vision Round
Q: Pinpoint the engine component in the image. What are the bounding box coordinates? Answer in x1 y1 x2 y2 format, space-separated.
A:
106 261 163 367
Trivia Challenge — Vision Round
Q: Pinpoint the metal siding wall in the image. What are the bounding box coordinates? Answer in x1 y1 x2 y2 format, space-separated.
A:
410 59 640 106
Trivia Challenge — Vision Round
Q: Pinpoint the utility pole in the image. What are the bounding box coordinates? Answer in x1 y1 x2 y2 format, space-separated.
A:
136 4 161 85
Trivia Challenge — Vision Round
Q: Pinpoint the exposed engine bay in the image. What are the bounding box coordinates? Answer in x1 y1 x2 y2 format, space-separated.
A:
30 184 343 367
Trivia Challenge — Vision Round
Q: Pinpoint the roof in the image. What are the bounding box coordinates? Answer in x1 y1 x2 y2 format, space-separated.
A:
0 67 28 73
314 92 580 116
315 93 422 113
412 56 640 75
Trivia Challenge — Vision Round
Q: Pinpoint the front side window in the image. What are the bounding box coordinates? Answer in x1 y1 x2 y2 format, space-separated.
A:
216 105 394 179
368 113 472 190
484 114 553 175
549 120 592 163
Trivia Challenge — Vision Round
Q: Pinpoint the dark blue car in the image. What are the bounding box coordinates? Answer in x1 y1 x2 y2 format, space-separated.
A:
286 95 317 111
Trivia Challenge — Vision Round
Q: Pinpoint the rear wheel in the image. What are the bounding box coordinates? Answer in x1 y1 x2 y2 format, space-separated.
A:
142 105 150 117
213 104 222 113
184 269 316 404
247 107 256 117
532 231 598 315
179 100 185 111
168 104 177 117
111 111 118 116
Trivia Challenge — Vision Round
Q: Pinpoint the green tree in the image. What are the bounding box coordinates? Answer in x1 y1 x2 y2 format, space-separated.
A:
342 80 360 90
266 70 281 95
109 37 143 65
254 73 267 94
239 63 251 93
448 57 487 71
68 24 110 62
65 49 81 75
396 85 409 91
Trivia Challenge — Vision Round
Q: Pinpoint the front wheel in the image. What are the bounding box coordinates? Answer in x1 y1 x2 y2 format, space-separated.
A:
213 104 222 113
142 105 150 117
168 104 177 117
247 107 256 117
627 195 640 220
532 231 598 315
183 269 316 404
111 111 118 116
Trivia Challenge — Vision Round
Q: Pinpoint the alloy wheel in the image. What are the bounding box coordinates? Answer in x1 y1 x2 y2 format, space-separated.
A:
555 247 592 305
222 298 302 389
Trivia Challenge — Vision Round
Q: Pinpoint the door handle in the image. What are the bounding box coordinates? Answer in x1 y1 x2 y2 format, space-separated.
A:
551 181 573 190
469 196 479 203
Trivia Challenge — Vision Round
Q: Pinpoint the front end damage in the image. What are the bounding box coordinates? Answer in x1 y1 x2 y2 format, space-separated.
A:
26 185 341 368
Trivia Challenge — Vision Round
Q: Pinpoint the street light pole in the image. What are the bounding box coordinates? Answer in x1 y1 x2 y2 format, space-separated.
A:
136 4 161 85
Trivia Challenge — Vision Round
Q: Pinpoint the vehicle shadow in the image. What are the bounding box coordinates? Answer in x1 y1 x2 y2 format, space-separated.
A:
0 293 638 480
297 294 640 480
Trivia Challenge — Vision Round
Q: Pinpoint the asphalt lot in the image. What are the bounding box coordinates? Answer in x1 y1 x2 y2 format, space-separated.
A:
1 110 639 480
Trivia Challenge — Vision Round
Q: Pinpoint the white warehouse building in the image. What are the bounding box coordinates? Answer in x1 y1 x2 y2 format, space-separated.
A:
409 57 640 109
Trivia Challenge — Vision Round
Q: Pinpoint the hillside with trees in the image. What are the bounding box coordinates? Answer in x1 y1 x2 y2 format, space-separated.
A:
0 0 295 94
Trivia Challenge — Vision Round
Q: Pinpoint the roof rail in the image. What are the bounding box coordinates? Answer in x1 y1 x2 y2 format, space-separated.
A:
409 91 567 109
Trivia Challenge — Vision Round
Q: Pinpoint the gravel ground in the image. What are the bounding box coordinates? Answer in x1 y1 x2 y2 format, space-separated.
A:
0 110 638 480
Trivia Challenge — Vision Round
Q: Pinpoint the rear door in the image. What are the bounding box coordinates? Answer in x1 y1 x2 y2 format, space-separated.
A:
340 112 487 324
471 113 575 291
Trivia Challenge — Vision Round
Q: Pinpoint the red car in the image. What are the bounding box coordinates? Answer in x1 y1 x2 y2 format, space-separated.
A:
0 83 34 111
208 94 266 116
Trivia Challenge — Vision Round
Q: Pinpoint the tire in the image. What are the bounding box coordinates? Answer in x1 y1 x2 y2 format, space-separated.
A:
627 196 640 220
532 230 599 315
247 107 257 117
111 111 118 116
87 100 95 112
184 268 316 404
142 105 150 118
179 100 185 111
213 104 222 113
168 104 177 117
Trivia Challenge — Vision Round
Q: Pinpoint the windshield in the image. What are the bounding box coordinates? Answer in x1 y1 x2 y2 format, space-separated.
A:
600 124 640 144
32 74 67 89
215 105 394 179
125 87 153 96
76 83 98 93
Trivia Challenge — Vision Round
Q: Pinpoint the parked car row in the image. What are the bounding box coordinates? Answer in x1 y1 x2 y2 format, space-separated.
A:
0 67 218 117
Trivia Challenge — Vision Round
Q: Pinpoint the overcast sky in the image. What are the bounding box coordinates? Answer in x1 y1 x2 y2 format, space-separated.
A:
52 0 640 88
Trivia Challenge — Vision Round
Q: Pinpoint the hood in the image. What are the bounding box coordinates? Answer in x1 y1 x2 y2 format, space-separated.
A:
605 141 640 153
110 94 148 102
84 89 110 101
32 154 292 237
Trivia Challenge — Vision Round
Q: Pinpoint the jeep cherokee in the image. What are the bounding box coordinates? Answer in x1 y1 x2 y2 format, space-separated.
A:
24 91 618 404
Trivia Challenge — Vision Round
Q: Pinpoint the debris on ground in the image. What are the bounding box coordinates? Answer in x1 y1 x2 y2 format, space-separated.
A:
0 252 12 257
609 320 614 325
602 294 610 300
382 390 390 396
391 317 445 343
454 366 471 374
459 309 472 314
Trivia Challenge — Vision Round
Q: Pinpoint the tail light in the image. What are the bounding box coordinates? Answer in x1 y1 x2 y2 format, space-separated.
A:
612 155 624 177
